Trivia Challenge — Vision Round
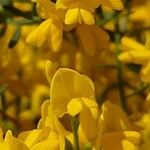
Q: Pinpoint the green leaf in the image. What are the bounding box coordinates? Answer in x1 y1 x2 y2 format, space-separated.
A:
8 25 21 48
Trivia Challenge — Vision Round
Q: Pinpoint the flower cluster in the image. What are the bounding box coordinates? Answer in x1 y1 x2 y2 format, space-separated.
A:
27 0 123 55
0 68 141 150
1 0 150 149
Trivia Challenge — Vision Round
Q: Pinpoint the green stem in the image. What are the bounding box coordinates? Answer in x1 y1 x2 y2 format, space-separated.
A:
126 83 148 98
0 109 20 127
71 116 80 150
114 0 133 112
114 12 127 112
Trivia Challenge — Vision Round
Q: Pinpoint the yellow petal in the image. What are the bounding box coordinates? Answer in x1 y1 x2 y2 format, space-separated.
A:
38 101 65 134
26 19 51 47
122 140 136 150
140 62 150 82
77 25 95 56
102 132 137 150
129 7 149 22
0 142 9 150
123 131 141 146
118 51 150 64
79 9 95 25
47 105 66 133
49 20 63 52
91 25 110 50
37 100 50 128
75 52 89 73
56 0 72 9
109 0 124 10
5 130 12 140
31 139 59 150
46 60 58 84
145 31 150 49
101 101 131 131
82 75 95 92
79 98 98 140
82 98 99 120
20 128 50 148
99 0 124 10
18 131 31 141
51 68 95 117
67 98 82 116
5 131 28 150
37 0 57 19
65 8 78 25
121 37 147 51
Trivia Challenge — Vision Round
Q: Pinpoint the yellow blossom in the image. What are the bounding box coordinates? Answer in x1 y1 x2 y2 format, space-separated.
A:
99 0 124 10
56 0 99 25
95 101 141 150
19 100 67 150
129 1 150 26
50 68 96 117
49 68 99 142
27 0 64 52
0 129 28 150
119 36 150 82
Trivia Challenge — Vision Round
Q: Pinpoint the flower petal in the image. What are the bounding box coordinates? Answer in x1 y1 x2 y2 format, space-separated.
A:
80 9 95 25
99 0 124 10
67 98 82 116
101 101 131 131
51 68 95 117
26 19 51 47
65 8 78 25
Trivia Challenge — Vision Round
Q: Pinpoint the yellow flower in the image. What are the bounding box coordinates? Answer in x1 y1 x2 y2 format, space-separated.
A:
119 36 150 82
49 68 99 141
56 0 100 25
95 101 141 150
50 68 95 117
129 1 150 26
19 127 62 150
45 39 115 96
19 100 68 150
64 8 95 25
46 60 58 84
27 19 63 52
27 0 64 52
38 100 66 133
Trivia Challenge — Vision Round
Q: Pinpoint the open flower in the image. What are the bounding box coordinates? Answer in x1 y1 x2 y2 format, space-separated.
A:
19 100 67 150
27 0 64 52
95 101 141 150
56 0 100 25
49 68 99 143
